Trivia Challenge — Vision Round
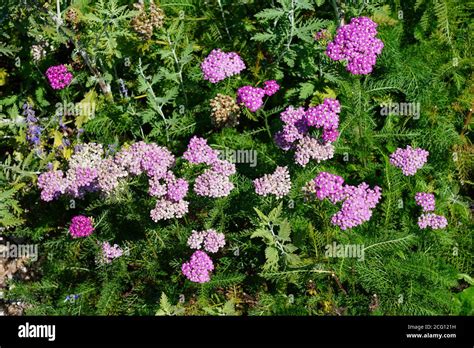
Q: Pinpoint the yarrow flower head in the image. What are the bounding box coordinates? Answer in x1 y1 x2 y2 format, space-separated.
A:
201 49 246 83
210 94 241 127
236 86 266 112
45 64 73 89
326 16 384 75
194 169 234 198
331 183 382 230
100 242 123 264
275 100 341 166
304 98 341 130
183 137 235 198
418 213 448 230
312 172 345 203
294 136 335 167
390 145 429 176
263 80 280 96
253 166 291 198
305 173 382 230
37 170 67 201
415 192 436 212
69 215 94 238
181 250 214 283
183 136 219 165
187 229 226 253
150 198 189 221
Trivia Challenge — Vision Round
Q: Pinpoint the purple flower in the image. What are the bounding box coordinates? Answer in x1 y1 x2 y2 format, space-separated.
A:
150 198 189 221
201 49 246 83
194 169 234 198
100 242 123 264
236 86 266 112
415 192 436 212
313 172 346 203
326 17 384 75
23 103 42 146
187 229 226 253
183 136 220 165
294 136 335 167
304 98 340 130
263 80 280 96
181 250 214 283
69 215 95 238
331 183 382 230
253 166 291 198
418 213 448 230
45 64 73 89
390 145 429 176
37 170 67 201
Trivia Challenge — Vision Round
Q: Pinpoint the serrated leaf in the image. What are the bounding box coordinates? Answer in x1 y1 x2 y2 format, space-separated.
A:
251 228 274 243
278 219 291 241
253 207 269 223
268 202 283 221
264 246 279 271
255 8 285 20
252 32 275 42
299 82 315 99
285 253 302 266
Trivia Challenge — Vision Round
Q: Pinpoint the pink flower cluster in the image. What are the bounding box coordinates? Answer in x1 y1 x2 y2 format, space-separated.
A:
38 142 189 222
45 64 73 89
181 250 215 283
183 136 235 198
275 99 341 166
263 80 280 96
312 172 345 203
418 213 448 230
253 166 291 198
201 49 246 83
309 172 382 230
331 183 382 230
69 215 94 238
390 146 429 176
236 80 280 112
413 192 447 229
187 229 226 253
326 16 384 75
100 242 123 264
414 192 435 212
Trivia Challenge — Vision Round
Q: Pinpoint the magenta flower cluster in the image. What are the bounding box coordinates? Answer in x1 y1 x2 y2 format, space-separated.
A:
326 16 384 75
418 213 448 230
253 166 291 199
331 183 382 230
413 192 447 230
236 80 280 112
45 64 73 89
181 250 215 283
390 145 429 176
69 215 95 238
274 99 341 166
183 136 235 198
263 80 280 96
100 242 123 264
414 192 435 212
187 229 226 253
309 172 382 230
201 49 246 83
312 172 345 204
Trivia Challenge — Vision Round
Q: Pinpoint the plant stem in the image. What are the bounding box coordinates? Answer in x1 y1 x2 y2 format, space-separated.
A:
217 0 231 41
